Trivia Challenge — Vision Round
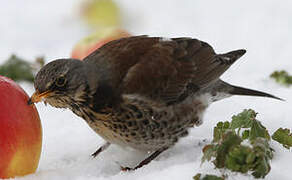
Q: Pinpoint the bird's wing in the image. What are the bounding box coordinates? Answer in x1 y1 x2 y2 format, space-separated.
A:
84 36 245 105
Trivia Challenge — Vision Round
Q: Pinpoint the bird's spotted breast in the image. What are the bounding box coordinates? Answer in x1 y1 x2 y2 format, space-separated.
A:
77 94 208 152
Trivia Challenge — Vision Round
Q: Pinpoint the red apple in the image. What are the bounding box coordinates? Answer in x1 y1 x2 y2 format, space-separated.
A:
0 76 42 179
71 28 131 60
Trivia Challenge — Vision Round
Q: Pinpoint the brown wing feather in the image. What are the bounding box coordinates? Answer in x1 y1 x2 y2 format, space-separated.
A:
84 36 246 105
84 36 161 88
121 39 197 104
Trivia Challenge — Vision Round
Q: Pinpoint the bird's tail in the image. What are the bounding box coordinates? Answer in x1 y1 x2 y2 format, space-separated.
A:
207 80 283 102
229 84 283 101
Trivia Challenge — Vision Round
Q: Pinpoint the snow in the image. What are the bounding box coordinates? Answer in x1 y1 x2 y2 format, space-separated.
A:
0 0 291 179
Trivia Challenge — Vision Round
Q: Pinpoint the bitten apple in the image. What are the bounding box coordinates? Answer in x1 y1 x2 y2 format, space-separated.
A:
71 28 131 60
0 76 42 179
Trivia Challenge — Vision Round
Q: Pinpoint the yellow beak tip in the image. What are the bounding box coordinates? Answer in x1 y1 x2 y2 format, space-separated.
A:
28 91 51 106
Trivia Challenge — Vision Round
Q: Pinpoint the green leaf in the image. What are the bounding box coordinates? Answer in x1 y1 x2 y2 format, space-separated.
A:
224 137 273 178
250 137 273 178
230 109 256 130
201 144 218 164
225 145 253 173
251 156 271 179
252 137 274 160
249 120 270 141
194 173 224 180
214 131 242 168
272 128 292 149
246 151 256 164
242 130 250 140
270 70 292 86
213 121 230 143
193 174 201 180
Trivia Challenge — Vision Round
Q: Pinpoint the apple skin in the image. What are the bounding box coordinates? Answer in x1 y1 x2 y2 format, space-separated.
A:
71 28 131 60
81 0 120 28
0 76 42 179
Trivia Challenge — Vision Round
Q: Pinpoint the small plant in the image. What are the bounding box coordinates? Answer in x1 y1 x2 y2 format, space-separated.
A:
0 54 44 82
272 128 292 149
196 109 292 179
194 173 224 180
270 70 292 86
200 109 273 179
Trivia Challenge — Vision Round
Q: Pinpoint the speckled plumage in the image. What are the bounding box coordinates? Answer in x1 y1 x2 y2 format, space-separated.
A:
73 93 207 152
30 36 280 170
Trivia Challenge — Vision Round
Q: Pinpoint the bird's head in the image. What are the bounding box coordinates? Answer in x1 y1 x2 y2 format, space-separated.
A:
28 59 90 108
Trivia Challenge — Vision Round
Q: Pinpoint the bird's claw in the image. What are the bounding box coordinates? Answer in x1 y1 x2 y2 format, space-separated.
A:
91 152 98 158
120 166 134 171
91 142 110 158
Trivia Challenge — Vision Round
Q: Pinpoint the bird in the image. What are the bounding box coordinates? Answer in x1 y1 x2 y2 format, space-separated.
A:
28 36 281 170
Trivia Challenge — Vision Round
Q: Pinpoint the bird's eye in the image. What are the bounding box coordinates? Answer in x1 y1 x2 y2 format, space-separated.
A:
55 76 66 87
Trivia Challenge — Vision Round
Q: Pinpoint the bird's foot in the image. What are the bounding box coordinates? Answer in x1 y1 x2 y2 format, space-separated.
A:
91 150 101 158
119 147 168 171
120 166 134 171
91 142 110 158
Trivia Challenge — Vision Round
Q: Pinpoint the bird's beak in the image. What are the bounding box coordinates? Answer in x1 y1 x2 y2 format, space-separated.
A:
28 90 52 105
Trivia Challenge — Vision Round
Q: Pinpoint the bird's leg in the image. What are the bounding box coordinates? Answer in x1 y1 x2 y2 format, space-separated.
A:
121 147 168 171
91 142 111 158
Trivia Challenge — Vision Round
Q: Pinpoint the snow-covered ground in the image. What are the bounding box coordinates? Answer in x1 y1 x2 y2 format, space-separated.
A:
1 0 291 179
